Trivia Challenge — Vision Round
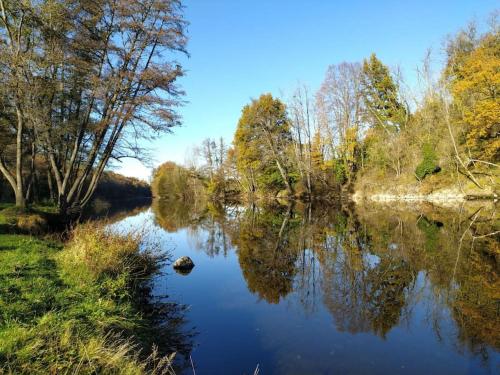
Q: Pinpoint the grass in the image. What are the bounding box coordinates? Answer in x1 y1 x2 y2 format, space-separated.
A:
0 216 186 374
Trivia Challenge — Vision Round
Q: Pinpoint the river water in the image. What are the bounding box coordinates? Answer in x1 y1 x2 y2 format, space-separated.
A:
114 199 499 375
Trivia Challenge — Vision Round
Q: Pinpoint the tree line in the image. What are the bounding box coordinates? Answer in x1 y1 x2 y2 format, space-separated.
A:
0 0 187 215
154 16 498 201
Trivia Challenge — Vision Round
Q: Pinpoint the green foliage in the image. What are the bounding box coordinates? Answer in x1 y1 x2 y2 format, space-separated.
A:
256 166 287 191
363 129 391 171
324 159 347 184
332 159 347 184
415 143 439 181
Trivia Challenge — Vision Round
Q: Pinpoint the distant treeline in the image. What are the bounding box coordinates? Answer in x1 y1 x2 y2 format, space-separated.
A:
93 172 151 201
1 171 150 204
153 16 498 202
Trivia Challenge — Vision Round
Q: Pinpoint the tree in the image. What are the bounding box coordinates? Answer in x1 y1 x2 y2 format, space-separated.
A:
316 62 365 184
361 54 408 132
152 161 204 201
0 0 188 214
0 0 36 208
360 54 409 176
234 94 294 195
447 31 499 162
288 85 314 196
199 137 229 198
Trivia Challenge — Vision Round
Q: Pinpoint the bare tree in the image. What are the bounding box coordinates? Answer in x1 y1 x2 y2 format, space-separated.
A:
289 85 314 195
316 62 365 183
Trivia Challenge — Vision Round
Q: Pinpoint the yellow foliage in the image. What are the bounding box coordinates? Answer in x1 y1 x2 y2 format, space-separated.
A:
450 33 500 161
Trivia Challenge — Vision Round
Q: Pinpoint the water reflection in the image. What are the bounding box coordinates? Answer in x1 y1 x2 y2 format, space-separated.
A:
152 198 499 371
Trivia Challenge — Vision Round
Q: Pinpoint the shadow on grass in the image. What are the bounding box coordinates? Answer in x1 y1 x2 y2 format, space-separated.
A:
0 237 64 327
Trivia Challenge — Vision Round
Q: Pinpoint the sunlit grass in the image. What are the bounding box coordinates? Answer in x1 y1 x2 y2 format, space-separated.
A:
0 222 176 374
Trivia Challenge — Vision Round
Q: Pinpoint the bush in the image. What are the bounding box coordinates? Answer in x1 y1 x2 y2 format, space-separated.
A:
415 143 440 181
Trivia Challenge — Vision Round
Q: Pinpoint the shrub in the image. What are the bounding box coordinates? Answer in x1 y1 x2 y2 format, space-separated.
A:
415 143 440 181
0 207 48 234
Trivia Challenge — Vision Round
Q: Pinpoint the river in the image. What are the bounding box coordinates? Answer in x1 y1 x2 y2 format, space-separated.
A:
113 199 499 375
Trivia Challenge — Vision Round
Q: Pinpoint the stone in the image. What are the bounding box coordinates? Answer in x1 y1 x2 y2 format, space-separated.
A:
173 256 195 271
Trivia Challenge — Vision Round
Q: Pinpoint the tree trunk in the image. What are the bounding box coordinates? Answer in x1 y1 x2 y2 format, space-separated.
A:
15 104 25 208
262 126 294 196
275 159 294 196
15 190 25 208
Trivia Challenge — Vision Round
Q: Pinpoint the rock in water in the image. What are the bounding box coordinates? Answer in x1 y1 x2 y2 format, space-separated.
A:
173 256 195 271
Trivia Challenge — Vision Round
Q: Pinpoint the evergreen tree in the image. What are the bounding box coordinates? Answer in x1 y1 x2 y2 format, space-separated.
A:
361 54 407 132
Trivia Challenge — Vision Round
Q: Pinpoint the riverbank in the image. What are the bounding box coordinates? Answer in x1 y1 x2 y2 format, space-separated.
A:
0 207 180 374
352 173 498 206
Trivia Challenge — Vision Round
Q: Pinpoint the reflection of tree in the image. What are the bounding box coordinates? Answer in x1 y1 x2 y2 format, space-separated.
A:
198 203 231 257
84 198 151 223
318 211 416 337
365 258 414 337
151 197 499 360
416 216 442 252
451 236 500 351
320 212 374 334
232 205 298 304
355 203 499 353
152 198 206 232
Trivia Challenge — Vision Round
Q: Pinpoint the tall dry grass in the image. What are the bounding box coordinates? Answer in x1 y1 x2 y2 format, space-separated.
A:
60 221 166 281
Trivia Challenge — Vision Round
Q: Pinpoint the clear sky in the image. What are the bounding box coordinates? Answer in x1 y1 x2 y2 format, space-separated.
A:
116 0 498 180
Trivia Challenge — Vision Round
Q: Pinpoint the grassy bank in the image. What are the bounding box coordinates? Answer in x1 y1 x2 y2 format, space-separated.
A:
0 209 185 374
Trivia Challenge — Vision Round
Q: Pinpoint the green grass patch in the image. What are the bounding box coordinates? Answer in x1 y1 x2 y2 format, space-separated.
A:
0 223 188 374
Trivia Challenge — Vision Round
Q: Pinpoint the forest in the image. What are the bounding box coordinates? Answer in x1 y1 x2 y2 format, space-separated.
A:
153 18 498 202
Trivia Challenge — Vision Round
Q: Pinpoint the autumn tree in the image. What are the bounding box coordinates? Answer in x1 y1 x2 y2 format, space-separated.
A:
0 0 188 214
234 94 295 195
446 28 499 162
152 161 204 201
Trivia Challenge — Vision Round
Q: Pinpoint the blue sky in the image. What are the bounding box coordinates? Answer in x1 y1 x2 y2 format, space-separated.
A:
116 0 498 180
